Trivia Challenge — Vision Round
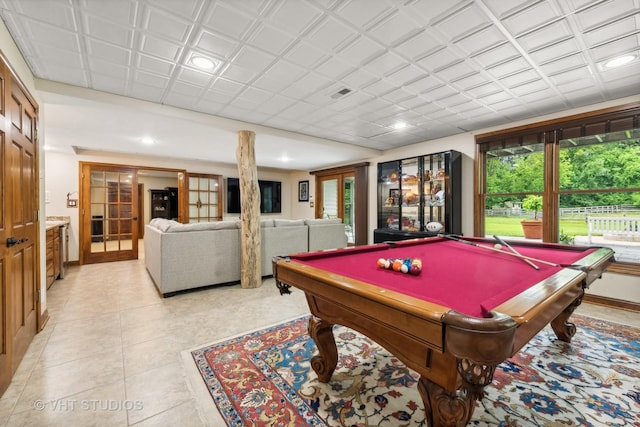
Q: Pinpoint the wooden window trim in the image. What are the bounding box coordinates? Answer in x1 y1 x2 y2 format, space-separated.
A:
474 102 640 277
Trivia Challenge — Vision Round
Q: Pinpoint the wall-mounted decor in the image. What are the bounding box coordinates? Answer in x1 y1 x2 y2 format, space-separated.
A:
298 180 309 202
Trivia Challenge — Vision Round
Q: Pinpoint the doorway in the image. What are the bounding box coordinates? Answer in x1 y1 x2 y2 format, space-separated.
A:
317 173 355 244
80 163 139 264
79 165 220 264
312 163 369 246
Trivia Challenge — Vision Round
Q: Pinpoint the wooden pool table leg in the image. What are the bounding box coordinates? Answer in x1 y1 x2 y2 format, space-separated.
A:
307 316 338 383
550 293 582 342
418 359 494 427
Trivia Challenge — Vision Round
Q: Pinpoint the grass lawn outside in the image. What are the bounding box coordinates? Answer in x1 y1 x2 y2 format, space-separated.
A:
485 217 589 238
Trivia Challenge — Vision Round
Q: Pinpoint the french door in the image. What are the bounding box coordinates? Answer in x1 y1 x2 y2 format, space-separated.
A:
313 163 369 246
80 163 139 264
316 173 355 244
186 173 222 222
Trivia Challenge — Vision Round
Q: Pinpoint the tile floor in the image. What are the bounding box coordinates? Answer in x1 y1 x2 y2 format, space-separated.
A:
0 254 637 426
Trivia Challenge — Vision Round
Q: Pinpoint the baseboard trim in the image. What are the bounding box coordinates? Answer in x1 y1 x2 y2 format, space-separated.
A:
583 294 640 312
39 308 49 332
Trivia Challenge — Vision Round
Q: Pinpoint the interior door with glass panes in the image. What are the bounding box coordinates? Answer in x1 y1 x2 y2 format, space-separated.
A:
81 163 138 264
320 176 340 220
315 170 362 245
342 175 355 244
187 173 222 223
317 172 355 244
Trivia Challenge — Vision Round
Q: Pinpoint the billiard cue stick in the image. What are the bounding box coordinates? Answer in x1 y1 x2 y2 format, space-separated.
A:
437 234 560 267
493 235 540 270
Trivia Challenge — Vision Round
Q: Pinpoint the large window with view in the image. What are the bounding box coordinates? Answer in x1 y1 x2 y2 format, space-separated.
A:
476 103 640 273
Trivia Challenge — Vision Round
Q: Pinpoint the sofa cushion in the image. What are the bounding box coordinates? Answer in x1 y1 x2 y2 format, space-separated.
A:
305 219 347 251
165 220 240 232
149 218 166 227
150 218 181 232
261 219 275 228
274 219 305 227
305 218 342 225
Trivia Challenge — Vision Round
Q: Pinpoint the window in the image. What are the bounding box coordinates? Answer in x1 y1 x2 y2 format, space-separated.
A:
476 103 640 273
483 134 545 239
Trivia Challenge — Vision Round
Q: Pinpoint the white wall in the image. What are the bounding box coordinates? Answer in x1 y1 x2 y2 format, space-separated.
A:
289 171 315 220
589 272 639 301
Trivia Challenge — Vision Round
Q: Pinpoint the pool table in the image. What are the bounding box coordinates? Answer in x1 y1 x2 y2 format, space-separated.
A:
273 236 614 427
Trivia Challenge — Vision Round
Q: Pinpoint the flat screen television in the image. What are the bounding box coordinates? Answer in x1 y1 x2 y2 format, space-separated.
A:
227 178 282 214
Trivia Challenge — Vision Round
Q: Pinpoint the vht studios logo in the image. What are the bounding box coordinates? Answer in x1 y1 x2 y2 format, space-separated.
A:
34 399 144 411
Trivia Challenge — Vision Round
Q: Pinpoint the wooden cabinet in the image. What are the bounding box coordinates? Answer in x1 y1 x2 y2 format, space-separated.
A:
150 188 178 220
375 150 461 242
46 227 60 289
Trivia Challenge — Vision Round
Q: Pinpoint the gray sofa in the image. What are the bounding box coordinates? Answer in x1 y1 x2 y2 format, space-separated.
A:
144 218 347 297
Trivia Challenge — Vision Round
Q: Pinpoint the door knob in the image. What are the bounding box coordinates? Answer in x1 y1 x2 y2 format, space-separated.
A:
6 237 18 247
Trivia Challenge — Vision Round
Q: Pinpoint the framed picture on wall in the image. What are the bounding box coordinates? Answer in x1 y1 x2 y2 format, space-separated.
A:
298 180 309 202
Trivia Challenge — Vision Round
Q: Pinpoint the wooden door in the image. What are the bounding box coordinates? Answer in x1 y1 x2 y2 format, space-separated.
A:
316 172 355 244
80 163 139 264
312 163 369 246
0 58 40 395
186 173 222 222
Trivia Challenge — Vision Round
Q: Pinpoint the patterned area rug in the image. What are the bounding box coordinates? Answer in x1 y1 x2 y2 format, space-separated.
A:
186 314 640 426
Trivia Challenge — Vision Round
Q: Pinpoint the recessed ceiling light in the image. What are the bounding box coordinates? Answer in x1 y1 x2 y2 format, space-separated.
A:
603 54 636 69
191 56 216 70
392 121 408 130
141 137 154 144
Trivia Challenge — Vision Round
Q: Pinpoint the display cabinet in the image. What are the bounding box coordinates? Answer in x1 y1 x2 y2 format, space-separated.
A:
375 150 461 243
150 189 178 220
166 187 179 219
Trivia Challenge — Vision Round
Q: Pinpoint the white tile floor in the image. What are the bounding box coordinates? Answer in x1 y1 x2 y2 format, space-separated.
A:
0 254 637 426
0 256 309 426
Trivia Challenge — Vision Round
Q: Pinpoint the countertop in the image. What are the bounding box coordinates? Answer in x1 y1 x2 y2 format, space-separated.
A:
45 220 69 230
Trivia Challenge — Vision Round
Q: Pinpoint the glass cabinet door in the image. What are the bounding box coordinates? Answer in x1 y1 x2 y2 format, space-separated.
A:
400 157 420 231
377 160 401 229
423 152 447 228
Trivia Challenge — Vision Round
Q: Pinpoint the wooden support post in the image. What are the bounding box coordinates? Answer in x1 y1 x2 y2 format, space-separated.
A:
236 130 261 288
